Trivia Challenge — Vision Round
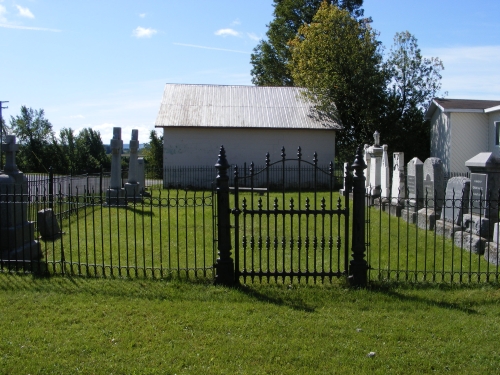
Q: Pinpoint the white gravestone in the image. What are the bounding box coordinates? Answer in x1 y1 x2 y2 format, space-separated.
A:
366 131 383 197
363 144 371 190
423 157 444 211
391 152 405 202
406 157 423 210
380 144 390 199
125 129 141 200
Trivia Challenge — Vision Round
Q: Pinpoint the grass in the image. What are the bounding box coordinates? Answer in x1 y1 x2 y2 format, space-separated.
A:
0 273 499 374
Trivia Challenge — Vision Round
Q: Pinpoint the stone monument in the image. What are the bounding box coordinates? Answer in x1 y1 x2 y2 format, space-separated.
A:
363 144 371 190
106 127 125 206
340 162 350 197
124 129 141 202
391 152 405 202
380 144 390 199
422 157 444 212
366 131 383 198
0 135 42 265
137 157 146 196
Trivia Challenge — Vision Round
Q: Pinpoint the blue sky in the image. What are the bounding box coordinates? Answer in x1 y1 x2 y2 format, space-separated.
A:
0 0 499 143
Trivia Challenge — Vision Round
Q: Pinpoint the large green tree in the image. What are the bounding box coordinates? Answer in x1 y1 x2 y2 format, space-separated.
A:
10 106 58 172
381 31 444 161
143 130 163 179
250 0 365 86
288 2 386 161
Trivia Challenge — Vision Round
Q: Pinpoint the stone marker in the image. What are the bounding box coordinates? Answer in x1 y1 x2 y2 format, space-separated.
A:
137 157 146 195
37 209 61 239
363 144 371 190
391 152 405 202
125 129 141 201
440 176 470 225
340 162 350 197
366 131 383 197
0 135 42 264
406 157 423 209
469 173 488 216
380 144 390 199
106 127 125 206
423 157 444 211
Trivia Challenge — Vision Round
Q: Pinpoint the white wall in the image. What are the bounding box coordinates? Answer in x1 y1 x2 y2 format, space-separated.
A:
450 113 488 173
430 110 450 173
162 127 336 167
489 110 500 157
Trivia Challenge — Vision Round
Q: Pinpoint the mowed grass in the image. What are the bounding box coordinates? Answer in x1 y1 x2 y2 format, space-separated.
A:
0 273 499 374
32 189 500 283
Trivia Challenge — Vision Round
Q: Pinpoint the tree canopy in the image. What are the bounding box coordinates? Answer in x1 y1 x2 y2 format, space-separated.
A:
288 2 385 161
250 0 365 87
142 130 163 179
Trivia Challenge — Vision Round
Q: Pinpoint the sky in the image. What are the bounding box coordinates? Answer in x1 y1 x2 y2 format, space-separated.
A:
0 0 499 144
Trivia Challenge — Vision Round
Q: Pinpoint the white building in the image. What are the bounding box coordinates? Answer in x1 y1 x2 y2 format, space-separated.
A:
154 84 341 188
425 98 500 174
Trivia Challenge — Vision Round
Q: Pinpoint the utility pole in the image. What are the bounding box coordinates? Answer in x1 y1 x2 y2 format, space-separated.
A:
0 101 9 169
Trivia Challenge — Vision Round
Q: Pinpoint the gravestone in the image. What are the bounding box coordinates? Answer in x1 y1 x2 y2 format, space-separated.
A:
37 209 61 239
380 144 390 199
125 129 141 201
406 157 423 210
366 131 383 197
0 135 42 264
391 152 405 202
440 177 470 225
363 144 371 190
340 162 350 196
423 157 444 212
137 157 146 195
469 173 488 216
106 127 126 206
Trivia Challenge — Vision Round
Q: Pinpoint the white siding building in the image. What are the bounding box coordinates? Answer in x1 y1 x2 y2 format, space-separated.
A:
155 84 341 187
426 98 500 174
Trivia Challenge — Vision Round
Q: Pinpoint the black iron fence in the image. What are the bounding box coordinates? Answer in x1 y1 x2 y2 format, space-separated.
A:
367 188 500 283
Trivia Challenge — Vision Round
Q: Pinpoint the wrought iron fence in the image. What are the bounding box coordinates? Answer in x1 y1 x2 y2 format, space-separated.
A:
366 189 500 283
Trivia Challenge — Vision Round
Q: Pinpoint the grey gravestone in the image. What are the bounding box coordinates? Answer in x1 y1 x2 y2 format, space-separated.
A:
37 209 61 239
470 173 487 216
406 157 423 210
440 177 470 225
380 145 390 199
423 157 444 210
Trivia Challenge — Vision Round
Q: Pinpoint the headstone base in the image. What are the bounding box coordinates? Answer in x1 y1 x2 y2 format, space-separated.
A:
454 231 487 255
106 188 126 206
124 183 142 203
373 197 390 211
462 214 493 239
1 221 38 250
1 239 42 263
484 242 500 265
434 219 463 238
416 209 437 230
389 203 404 217
401 209 418 224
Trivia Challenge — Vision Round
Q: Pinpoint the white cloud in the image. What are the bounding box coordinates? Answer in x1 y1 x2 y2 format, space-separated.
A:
0 23 61 32
69 114 85 119
139 13 146 18
132 26 157 38
0 5 7 23
174 42 250 54
16 5 34 19
247 32 260 41
425 45 500 99
231 18 241 26
214 28 240 37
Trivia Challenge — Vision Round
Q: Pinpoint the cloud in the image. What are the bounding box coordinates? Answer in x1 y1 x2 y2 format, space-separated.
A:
69 114 85 119
247 32 260 41
425 45 500 99
139 13 146 18
16 5 34 18
132 26 157 38
0 23 61 32
214 28 240 37
0 5 7 23
231 18 241 26
174 42 250 54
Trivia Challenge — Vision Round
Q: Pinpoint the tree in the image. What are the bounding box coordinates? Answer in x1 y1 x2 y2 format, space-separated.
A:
143 130 163 179
381 31 444 161
250 0 365 87
10 106 57 172
288 2 386 161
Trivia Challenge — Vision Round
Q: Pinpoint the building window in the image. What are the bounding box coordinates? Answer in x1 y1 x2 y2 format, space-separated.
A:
496 122 500 146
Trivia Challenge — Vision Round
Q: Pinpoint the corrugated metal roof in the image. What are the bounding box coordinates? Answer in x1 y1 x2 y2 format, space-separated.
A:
155 84 341 130
434 98 500 110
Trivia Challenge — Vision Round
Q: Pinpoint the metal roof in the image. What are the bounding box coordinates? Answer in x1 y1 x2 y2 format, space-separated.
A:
425 98 500 119
155 84 341 130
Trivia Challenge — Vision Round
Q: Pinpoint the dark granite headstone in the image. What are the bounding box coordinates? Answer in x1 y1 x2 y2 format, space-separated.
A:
441 177 470 225
470 173 487 216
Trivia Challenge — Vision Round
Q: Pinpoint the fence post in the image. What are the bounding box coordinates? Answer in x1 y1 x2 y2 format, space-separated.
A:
214 146 235 285
49 166 54 209
349 145 368 287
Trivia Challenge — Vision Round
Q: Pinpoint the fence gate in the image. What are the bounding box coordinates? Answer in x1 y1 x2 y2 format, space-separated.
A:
229 148 350 283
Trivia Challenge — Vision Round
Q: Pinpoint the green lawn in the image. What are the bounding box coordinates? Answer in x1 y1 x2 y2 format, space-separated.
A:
0 273 499 374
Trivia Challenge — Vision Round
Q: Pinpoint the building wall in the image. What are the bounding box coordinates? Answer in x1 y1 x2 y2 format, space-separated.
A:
161 127 336 188
450 112 488 173
430 110 450 173
488 110 500 157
